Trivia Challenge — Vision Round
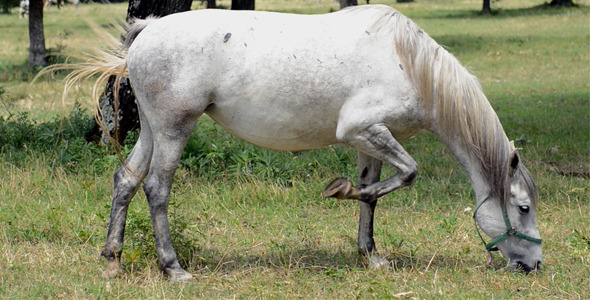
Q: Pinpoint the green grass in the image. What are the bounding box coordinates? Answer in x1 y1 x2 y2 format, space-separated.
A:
1 0 589 298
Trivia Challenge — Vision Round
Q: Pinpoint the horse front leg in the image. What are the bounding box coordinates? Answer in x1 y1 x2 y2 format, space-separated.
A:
356 152 390 268
324 123 418 267
324 123 418 201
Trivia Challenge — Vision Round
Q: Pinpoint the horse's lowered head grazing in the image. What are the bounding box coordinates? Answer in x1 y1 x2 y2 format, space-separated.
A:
473 142 542 272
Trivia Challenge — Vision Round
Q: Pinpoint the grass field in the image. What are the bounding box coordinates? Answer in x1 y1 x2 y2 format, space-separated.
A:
1 0 589 298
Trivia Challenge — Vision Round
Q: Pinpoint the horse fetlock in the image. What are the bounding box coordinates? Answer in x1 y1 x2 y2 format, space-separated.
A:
359 191 377 203
322 178 361 199
101 239 124 257
357 236 376 255
101 241 123 279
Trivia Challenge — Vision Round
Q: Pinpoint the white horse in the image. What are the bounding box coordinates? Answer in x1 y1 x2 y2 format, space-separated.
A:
19 0 29 18
60 5 542 281
44 0 80 9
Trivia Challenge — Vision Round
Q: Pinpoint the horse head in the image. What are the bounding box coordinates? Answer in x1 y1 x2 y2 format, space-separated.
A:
474 146 542 272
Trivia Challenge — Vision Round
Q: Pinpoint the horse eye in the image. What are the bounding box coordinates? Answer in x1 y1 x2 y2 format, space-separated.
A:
519 205 530 214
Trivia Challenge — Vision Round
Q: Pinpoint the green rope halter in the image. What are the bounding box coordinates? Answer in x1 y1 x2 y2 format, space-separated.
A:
473 196 542 253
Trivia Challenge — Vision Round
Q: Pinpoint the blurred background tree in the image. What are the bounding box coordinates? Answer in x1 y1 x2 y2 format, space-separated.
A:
0 0 19 14
28 0 47 66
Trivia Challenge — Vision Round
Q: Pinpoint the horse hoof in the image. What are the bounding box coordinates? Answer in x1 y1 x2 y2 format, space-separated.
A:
166 268 194 282
323 178 361 199
369 253 390 269
103 261 120 279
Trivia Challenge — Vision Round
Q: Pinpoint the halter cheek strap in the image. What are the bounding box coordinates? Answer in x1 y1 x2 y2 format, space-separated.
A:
473 196 542 253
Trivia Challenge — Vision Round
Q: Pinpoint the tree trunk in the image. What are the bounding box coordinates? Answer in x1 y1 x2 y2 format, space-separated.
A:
481 0 491 14
95 0 193 144
97 77 138 144
549 0 574 6
339 0 357 9
127 0 192 20
28 0 46 67
231 0 254 10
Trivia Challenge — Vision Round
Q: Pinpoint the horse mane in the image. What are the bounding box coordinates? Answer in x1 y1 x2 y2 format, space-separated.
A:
351 5 523 204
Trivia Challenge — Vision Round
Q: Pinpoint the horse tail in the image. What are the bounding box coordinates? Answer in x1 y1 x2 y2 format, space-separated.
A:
37 18 155 148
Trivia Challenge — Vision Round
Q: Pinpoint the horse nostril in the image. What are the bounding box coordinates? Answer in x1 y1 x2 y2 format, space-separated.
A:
535 261 542 271
515 261 535 273
515 260 542 273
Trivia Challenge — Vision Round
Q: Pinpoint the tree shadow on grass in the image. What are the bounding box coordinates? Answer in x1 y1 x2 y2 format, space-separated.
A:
417 3 589 20
168 244 484 276
488 2 588 18
427 33 538 56
0 49 70 83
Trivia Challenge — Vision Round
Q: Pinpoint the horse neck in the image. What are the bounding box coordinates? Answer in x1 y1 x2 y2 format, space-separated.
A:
388 9 511 203
426 51 511 203
442 138 495 203
433 103 511 205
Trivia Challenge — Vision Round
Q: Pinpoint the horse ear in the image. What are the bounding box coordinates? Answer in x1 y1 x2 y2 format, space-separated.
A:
509 140 515 150
509 149 520 177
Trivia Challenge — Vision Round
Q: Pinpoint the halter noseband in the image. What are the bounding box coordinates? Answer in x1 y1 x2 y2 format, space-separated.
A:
473 196 542 253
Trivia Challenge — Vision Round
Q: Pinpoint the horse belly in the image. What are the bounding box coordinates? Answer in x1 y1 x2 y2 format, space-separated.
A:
205 96 341 152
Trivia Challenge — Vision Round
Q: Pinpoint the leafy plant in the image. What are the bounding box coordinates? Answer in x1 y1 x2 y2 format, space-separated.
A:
570 229 590 254
440 213 458 234
0 103 112 172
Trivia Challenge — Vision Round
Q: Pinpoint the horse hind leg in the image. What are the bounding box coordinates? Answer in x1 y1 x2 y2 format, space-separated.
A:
101 112 154 278
141 116 199 282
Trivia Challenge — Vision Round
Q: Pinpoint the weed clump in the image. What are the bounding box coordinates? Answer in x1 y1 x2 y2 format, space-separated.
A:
0 103 104 172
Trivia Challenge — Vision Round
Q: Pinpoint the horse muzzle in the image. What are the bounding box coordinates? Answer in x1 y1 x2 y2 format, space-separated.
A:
511 260 542 273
